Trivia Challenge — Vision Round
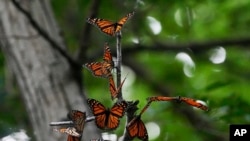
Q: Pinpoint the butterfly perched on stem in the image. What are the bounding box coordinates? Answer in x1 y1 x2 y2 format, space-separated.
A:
53 127 81 137
126 102 149 141
53 110 86 141
108 75 127 100
87 98 127 130
147 96 209 111
87 11 135 36
84 43 114 78
67 110 86 134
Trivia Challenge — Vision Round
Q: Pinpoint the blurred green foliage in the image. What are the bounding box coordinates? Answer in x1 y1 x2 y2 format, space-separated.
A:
1 0 250 140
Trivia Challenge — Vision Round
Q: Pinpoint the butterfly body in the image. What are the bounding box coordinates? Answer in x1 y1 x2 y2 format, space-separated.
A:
85 62 112 78
87 99 127 130
87 12 135 36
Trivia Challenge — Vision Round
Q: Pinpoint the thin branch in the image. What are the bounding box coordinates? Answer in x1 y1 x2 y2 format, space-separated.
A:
77 0 100 62
11 0 80 69
122 37 250 55
116 31 123 100
49 116 95 126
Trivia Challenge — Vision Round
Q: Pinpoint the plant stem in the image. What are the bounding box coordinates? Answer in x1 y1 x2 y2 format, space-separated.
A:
116 31 123 100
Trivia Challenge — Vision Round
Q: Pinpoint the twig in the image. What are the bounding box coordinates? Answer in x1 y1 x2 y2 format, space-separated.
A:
49 116 95 126
116 31 123 100
115 31 137 141
11 0 80 69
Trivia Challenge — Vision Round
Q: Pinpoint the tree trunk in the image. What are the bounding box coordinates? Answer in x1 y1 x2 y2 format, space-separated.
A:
0 0 99 141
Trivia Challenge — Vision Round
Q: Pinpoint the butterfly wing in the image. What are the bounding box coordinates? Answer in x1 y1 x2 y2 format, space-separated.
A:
111 101 127 117
126 116 148 141
108 76 117 99
67 135 81 141
104 101 127 130
106 113 120 130
179 97 209 111
147 96 178 102
84 62 110 78
115 11 135 33
87 99 107 129
55 127 81 137
103 43 114 70
108 76 127 100
87 18 116 36
68 110 86 134
103 43 112 62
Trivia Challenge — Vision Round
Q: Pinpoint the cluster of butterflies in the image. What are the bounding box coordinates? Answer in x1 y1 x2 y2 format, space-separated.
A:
52 96 208 141
84 42 126 100
51 11 209 141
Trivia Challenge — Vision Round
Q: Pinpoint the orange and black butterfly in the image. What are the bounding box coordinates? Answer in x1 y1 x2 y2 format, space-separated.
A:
68 110 86 134
54 127 81 137
126 115 148 141
87 98 127 130
147 96 209 111
84 43 114 78
147 96 178 103
57 127 80 141
54 110 85 141
126 102 149 141
108 76 127 100
87 11 135 36
178 96 209 111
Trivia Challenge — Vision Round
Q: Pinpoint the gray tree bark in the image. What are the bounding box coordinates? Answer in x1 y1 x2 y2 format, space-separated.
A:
0 0 99 141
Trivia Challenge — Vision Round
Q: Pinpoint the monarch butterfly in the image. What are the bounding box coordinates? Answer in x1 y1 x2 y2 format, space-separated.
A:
108 75 127 100
147 96 178 103
87 11 135 36
53 127 81 137
126 115 148 141
147 96 209 111
126 102 149 141
84 43 114 78
53 110 85 141
87 98 127 130
178 96 209 111
68 110 86 134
